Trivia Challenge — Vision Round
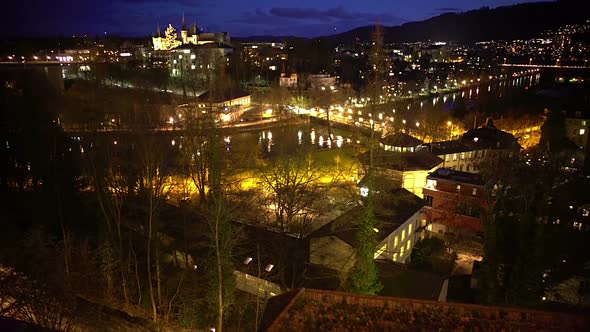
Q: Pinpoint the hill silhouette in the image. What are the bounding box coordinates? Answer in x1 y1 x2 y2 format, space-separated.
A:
237 1 585 44
323 0 585 43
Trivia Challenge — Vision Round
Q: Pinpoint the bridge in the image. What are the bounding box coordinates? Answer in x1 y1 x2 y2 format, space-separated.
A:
500 63 589 69
0 60 89 66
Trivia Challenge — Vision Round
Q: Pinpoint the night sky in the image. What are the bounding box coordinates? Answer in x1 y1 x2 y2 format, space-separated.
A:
3 0 553 38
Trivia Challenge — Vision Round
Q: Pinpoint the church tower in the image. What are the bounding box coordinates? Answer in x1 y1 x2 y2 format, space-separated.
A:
180 13 188 44
152 23 163 50
189 20 199 45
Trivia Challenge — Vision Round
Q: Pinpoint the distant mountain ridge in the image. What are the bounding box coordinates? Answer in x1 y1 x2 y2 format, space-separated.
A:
238 0 586 44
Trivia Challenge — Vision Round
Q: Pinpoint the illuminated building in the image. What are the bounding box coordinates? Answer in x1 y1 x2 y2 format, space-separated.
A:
152 15 231 51
307 74 337 89
380 133 423 152
168 43 233 77
279 73 298 88
360 149 443 198
564 111 590 150
192 88 251 122
420 119 520 173
422 168 495 235
309 188 424 271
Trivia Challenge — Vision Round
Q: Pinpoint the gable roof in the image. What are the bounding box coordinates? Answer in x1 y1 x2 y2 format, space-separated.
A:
461 123 520 150
261 288 590 332
310 188 423 246
363 150 443 171
422 120 521 155
380 133 424 147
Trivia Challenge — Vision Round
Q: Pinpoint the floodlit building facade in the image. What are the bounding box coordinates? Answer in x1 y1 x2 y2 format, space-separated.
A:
420 119 521 173
279 73 298 88
152 16 231 51
422 168 495 235
564 111 590 150
309 188 425 273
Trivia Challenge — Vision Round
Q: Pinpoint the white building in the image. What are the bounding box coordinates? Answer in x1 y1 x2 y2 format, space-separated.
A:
279 73 298 88
309 188 425 273
308 74 336 89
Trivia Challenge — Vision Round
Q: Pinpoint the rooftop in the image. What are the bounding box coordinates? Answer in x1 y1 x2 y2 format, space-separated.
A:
461 119 521 150
196 88 250 103
310 188 423 246
363 150 443 172
422 119 521 154
260 288 590 332
427 167 486 186
171 42 233 50
380 133 424 148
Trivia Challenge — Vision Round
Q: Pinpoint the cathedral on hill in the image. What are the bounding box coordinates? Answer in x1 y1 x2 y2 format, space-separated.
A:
152 15 231 51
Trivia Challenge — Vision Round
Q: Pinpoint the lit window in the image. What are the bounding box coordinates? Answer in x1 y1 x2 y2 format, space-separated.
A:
582 120 587 126
425 179 437 189
400 246 405 257
406 240 411 250
394 236 399 247
190 54 196 59
456 185 461 192
445 155 450 162
461 152 465 160
409 224 413 234
472 188 477 196
178 55 183 59
580 129 586 135
453 153 457 161
402 230 406 240
393 253 398 262
360 187 369 197
374 244 387 259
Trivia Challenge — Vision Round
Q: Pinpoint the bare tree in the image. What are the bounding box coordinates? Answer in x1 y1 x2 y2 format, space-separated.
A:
181 106 212 204
260 153 336 237
134 132 174 323
86 139 133 306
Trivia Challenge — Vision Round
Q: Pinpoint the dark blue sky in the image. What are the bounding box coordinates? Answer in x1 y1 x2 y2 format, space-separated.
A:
3 0 553 38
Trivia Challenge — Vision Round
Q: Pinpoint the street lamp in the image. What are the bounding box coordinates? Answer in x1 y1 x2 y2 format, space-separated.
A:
447 121 453 139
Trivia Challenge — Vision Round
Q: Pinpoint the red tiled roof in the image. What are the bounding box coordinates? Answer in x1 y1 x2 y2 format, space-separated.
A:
261 288 589 332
